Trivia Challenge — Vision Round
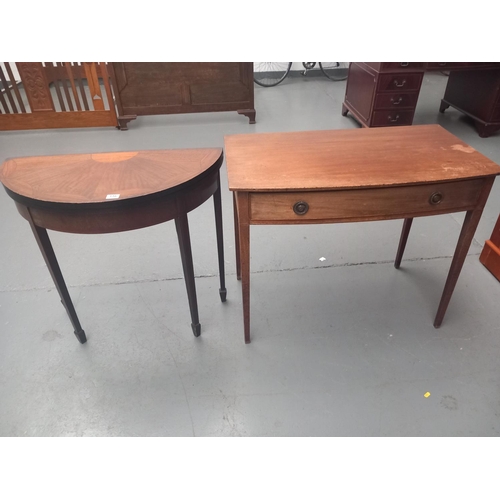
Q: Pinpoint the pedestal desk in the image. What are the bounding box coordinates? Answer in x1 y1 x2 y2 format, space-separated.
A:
225 125 500 343
342 63 500 137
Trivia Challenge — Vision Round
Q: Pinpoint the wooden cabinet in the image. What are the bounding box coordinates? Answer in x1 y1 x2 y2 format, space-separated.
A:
440 69 500 138
109 63 256 129
480 215 500 281
341 63 423 128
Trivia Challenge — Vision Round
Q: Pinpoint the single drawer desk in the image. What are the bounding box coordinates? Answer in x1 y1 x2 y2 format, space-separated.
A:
0 149 226 343
224 125 500 344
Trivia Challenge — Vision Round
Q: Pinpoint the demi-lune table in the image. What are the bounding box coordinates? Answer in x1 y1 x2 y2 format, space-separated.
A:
224 125 500 343
0 149 226 343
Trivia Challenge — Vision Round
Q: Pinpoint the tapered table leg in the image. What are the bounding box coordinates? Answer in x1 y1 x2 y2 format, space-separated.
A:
28 221 86 344
233 192 241 281
434 209 483 328
213 172 226 302
239 222 251 343
394 218 413 269
175 213 201 337
234 192 251 343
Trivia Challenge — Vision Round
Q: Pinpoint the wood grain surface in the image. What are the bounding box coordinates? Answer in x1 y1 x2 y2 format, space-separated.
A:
248 178 486 223
224 125 500 191
0 149 223 204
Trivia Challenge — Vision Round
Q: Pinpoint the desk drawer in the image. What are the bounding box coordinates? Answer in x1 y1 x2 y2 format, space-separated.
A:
372 110 414 126
377 73 422 92
249 179 485 223
381 63 425 71
374 92 418 110
426 63 467 70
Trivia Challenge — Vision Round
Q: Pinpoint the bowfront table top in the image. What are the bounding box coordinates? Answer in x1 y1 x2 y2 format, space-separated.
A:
225 125 500 343
225 125 500 191
0 148 226 344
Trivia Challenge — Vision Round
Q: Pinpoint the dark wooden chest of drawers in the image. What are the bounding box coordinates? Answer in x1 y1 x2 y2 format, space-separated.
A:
341 62 424 128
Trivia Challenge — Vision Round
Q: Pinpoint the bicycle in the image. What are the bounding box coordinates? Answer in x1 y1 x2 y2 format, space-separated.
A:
253 62 348 87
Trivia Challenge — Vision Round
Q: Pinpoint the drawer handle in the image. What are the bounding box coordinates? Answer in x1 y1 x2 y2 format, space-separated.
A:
429 192 444 205
293 201 309 215
391 96 403 105
394 79 406 88
400 63 409 67
388 114 400 123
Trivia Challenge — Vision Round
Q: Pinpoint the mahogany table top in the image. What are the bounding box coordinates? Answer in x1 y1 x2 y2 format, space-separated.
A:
224 125 500 192
0 149 223 204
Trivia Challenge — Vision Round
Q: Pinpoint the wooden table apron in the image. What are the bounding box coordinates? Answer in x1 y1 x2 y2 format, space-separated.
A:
1 153 226 344
6 158 222 234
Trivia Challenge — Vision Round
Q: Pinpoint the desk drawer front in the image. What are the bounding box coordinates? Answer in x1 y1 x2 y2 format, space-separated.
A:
372 110 414 126
381 63 425 71
426 62 467 70
377 73 422 92
374 92 418 110
249 180 484 223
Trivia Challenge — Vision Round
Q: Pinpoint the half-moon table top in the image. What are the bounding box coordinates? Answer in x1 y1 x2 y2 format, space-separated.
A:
0 149 223 205
224 125 500 192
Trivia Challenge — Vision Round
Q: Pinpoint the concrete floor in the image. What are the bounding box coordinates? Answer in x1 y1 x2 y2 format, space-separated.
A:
1 73 499 436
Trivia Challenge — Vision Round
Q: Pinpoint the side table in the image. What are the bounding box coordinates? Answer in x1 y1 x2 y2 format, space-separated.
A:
225 125 500 343
0 149 226 343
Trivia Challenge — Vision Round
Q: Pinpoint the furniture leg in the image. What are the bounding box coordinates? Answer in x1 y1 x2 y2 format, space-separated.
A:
341 103 349 116
213 172 226 302
239 222 251 343
28 221 86 344
474 122 499 139
233 192 241 280
175 214 201 337
434 209 483 327
477 127 489 139
234 192 251 343
394 218 413 269
117 115 137 131
237 109 256 124
439 100 450 113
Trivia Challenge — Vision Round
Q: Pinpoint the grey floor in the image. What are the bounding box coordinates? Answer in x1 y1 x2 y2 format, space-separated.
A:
1 73 499 436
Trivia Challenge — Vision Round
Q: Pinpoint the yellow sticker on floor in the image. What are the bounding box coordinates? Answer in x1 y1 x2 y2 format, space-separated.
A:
424 392 431 398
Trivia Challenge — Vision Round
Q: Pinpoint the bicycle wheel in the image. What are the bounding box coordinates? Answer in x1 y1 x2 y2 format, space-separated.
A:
319 62 349 81
253 62 292 87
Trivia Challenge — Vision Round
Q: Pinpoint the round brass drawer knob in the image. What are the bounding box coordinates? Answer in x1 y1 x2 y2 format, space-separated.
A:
293 201 309 215
429 192 443 205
